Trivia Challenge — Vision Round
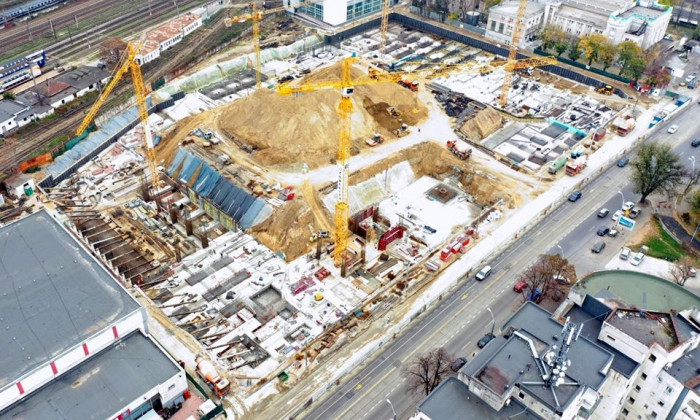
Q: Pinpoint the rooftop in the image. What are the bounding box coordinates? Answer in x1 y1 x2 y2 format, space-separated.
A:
489 0 545 18
574 270 700 312
417 377 538 420
139 12 201 56
0 210 140 389
618 4 668 20
33 79 71 98
606 309 679 351
669 346 700 390
462 303 613 413
561 0 630 15
54 66 111 92
0 99 28 122
564 299 638 377
0 332 181 419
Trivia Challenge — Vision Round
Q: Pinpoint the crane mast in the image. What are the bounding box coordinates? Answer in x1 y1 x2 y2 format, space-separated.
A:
499 0 529 108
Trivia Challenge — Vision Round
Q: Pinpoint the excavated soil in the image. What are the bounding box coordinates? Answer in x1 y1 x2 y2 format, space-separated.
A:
251 198 315 261
217 62 428 169
460 106 504 141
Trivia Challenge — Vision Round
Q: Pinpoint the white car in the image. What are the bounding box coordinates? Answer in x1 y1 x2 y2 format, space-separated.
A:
668 125 679 134
622 201 635 212
620 247 631 260
686 73 697 83
631 252 645 266
612 210 624 222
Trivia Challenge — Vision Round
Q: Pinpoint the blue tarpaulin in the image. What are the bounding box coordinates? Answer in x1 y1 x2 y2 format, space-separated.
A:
168 149 271 230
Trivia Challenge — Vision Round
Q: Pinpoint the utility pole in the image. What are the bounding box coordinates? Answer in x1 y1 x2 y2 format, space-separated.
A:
49 18 56 39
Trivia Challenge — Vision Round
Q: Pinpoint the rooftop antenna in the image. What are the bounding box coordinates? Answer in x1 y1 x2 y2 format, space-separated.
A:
519 317 581 414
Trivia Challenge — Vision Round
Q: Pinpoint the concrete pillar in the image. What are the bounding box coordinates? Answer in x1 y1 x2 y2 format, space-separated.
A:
185 219 193 236
200 234 209 248
170 206 178 224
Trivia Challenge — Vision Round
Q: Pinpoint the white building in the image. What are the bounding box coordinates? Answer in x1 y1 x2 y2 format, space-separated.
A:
484 0 672 50
0 210 188 419
485 1 546 47
136 12 203 65
291 0 387 27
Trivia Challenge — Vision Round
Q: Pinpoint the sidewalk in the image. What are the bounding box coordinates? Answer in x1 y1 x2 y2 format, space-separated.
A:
249 93 696 417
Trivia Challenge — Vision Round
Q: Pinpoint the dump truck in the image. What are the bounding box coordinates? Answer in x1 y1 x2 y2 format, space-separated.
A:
446 140 472 160
547 155 567 174
565 155 587 176
399 77 419 92
196 357 231 398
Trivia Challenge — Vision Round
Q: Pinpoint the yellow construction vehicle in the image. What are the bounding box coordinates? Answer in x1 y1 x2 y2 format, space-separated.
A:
76 42 160 204
224 0 312 88
597 85 614 95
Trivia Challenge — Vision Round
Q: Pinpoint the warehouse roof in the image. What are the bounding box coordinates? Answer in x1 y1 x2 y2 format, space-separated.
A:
0 332 181 419
0 210 139 389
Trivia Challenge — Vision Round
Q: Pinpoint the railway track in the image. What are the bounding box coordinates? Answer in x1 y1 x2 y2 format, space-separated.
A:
0 0 123 57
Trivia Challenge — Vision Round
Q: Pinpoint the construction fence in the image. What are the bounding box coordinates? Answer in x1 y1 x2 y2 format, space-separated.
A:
38 91 185 189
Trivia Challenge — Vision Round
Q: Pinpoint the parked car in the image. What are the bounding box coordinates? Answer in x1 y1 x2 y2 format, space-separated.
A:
608 228 619 237
477 332 495 349
513 280 528 292
617 157 629 167
631 252 645 266
568 191 582 202
620 247 631 260
526 287 542 301
475 265 492 281
597 226 610 236
692 139 700 147
668 125 679 134
450 357 468 372
622 201 636 212
597 208 610 218
629 208 641 219
686 73 697 83
591 241 606 253
612 210 624 222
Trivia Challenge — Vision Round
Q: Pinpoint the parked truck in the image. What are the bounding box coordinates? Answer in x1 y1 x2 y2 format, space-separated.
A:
196 357 231 398
548 155 567 174
565 155 587 176
446 140 472 160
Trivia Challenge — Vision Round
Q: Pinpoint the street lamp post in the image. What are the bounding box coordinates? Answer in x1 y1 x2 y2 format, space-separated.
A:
556 244 564 258
692 220 700 245
617 190 625 210
487 307 495 336
690 156 696 174
386 399 397 420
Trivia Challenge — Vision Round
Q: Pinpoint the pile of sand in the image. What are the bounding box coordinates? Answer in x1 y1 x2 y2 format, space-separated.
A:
460 106 503 141
251 199 315 261
217 62 428 169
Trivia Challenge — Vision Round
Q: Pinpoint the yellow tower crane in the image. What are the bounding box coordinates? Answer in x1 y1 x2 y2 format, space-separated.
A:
225 0 311 88
76 42 160 203
499 0 530 108
278 57 411 273
379 0 391 55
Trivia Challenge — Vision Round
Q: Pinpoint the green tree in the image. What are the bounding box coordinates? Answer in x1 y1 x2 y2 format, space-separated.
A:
554 39 569 57
598 40 617 71
693 25 700 40
631 143 686 203
485 0 502 9
622 56 647 81
540 25 565 51
2 92 15 100
617 41 643 75
580 33 609 66
687 190 700 218
567 38 582 62
658 0 678 6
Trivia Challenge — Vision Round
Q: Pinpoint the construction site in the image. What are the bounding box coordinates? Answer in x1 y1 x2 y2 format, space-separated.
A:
2 1 665 416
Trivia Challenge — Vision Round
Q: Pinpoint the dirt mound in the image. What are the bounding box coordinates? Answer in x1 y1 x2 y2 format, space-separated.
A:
460 106 503 141
250 199 315 261
217 62 428 169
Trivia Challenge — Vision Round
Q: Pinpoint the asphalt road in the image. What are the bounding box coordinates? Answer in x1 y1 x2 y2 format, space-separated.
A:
300 105 700 420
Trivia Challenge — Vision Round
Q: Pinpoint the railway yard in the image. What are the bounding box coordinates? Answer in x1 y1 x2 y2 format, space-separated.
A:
0 1 683 419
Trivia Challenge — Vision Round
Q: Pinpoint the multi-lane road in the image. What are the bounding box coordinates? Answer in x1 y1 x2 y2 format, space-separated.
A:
299 104 700 420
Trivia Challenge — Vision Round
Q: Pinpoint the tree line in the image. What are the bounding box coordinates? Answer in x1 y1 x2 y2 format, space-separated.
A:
539 25 649 81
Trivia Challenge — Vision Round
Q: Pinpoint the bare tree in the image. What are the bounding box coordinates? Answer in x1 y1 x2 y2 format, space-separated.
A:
403 347 455 396
518 254 577 303
670 257 695 286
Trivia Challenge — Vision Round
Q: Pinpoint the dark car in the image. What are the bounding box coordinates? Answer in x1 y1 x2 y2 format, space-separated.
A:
692 139 700 147
450 357 468 372
597 226 610 236
597 208 609 218
591 241 606 253
617 157 629 167
477 333 495 349
568 191 582 202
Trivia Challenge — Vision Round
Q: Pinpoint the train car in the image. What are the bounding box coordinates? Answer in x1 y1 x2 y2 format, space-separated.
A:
0 50 46 93
0 0 68 26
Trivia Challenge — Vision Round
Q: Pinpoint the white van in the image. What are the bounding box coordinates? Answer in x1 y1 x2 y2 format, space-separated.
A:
620 247 631 260
475 265 492 281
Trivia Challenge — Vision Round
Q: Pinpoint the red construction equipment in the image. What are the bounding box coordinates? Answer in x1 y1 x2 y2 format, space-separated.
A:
378 225 406 251
195 358 231 398
446 140 472 160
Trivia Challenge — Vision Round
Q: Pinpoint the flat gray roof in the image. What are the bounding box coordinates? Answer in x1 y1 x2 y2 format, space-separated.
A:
668 347 700 389
417 377 537 420
0 210 140 388
0 332 181 420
